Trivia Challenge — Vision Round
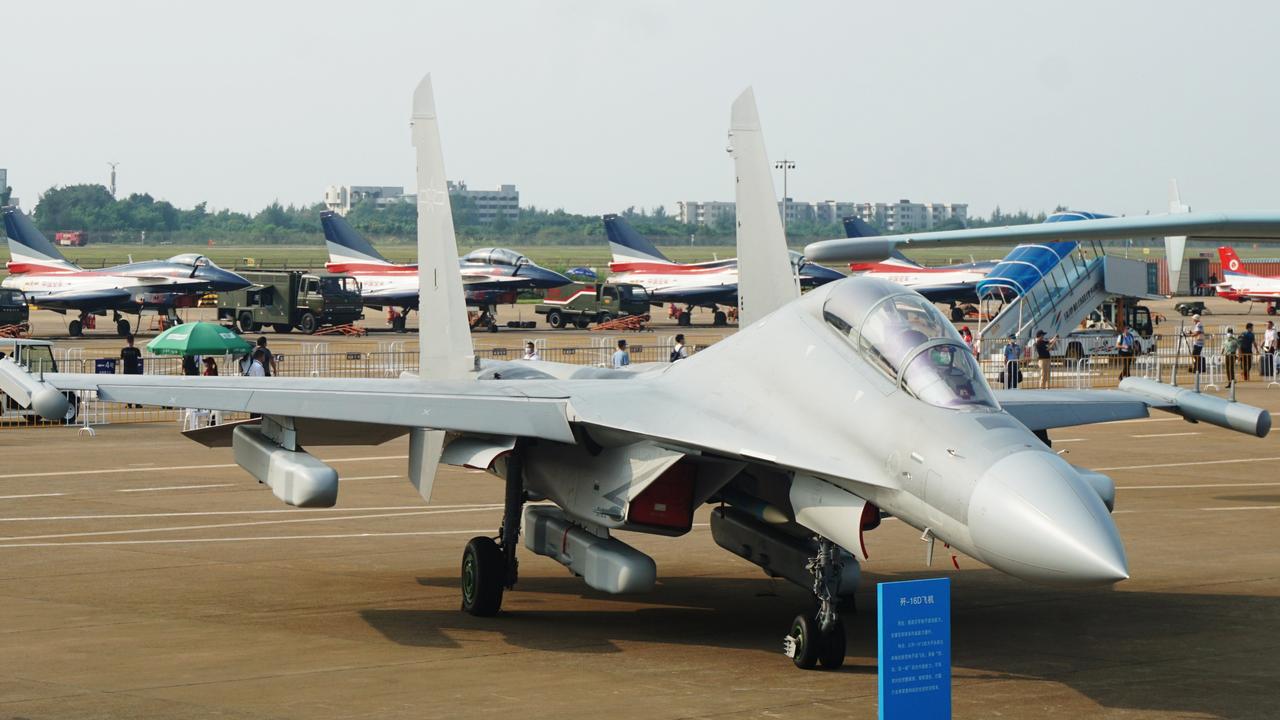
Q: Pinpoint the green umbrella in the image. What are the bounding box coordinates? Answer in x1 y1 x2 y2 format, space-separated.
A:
146 321 254 357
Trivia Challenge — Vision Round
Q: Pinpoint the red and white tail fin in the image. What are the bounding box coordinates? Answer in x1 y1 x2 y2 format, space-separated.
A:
1218 246 1250 276
3 206 80 274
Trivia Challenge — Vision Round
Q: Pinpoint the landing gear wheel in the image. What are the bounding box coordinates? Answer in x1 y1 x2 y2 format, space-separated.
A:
1269 305 1277 316
238 312 256 333
787 614 820 669
461 536 505 617
61 393 79 425
392 315 407 333
678 311 692 326
547 310 565 329
950 306 964 322
68 320 83 337
299 312 318 335
116 318 131 337
818 618 847 670
713 310 727 326
272 324 293 334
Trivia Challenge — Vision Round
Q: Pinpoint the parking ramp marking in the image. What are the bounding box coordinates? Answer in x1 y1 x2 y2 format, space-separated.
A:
1130 432 1201 438
1095 457 1280 472
118 484 234 493
0 503 500 523
1119 482 1280 490
0 528 495 549
0 493 66 500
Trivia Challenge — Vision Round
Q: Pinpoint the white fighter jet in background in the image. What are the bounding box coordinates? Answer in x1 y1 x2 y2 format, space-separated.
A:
2 75 1273 671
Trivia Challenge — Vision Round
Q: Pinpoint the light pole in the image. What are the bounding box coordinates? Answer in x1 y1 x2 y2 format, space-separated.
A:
775 159 795 236
108 162 119 198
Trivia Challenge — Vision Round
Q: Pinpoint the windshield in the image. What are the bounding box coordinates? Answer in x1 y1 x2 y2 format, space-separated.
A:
823 278 997 410
0 290 24 307
464 247 528 267
19 345 56 374
319 276 358 294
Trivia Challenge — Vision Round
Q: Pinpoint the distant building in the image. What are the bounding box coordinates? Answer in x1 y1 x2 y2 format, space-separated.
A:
323 182 519 223
678 196 967 232
447 181 519 224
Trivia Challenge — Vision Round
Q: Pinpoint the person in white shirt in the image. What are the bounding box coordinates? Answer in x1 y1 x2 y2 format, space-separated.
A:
670 333 689 362
611 339 631 368
522 341 540 361
244 349 267 377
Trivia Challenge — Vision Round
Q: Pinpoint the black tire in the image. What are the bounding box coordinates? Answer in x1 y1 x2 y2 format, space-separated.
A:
598 312 614 324
392 315 407 333
116 318 131 337
68 320 83 337
574 316 590 329
678 311 692 326
272 324 293 334
788 614 820 669
713 310 727 326
461 536 505 617
299 312 319 334
547 310 565 329
818 618 846 670
951 306 964 322
238 312 256 333
61 393 79 425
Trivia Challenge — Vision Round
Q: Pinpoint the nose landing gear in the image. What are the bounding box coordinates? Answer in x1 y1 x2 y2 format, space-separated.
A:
783 537 848 670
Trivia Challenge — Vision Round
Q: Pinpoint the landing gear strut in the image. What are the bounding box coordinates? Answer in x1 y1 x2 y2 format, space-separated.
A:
113 312 130 337
784 537 847 669
461 444 525 616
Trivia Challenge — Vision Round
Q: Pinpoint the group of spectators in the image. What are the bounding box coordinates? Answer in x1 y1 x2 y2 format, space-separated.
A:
521 334 690 368
119 334 277 381
1214 319 1277 387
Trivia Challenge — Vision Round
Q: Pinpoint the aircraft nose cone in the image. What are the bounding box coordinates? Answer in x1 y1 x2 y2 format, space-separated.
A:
968 451 1128 585
203 267 251 291
799 262 845 286
525 265 572 289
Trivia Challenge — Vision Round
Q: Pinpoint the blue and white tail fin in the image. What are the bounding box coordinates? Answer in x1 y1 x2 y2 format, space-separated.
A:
2 207 79 273
406 73 474 503
320 210 394 268
604 214 671 264
730 88 799 327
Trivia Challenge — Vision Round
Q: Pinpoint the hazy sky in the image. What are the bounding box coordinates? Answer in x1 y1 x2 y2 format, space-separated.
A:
5 1 1278 218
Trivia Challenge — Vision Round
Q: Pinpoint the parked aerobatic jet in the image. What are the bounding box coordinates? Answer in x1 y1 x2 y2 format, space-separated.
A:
3 77 1275 673
2 206 250 336
321 210 570 331
604 213 844 326
1215 246 1280 314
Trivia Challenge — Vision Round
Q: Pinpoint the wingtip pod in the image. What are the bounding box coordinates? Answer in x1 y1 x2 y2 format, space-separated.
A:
1119 378 1271 438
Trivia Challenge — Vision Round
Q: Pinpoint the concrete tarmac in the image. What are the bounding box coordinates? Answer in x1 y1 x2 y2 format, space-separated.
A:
0 382 1278 718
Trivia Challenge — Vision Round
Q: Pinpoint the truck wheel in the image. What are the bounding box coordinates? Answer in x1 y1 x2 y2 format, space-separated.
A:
116 318 131 337
598 312 614 324
68 320 83 337
575 316 590 329
299 312 319 334
272 324 293 334
547 310 565 328
238 312 256 333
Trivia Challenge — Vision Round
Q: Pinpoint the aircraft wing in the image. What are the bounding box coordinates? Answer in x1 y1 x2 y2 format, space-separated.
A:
996 379 1270 437
805 211 1280 262
23 287 135 311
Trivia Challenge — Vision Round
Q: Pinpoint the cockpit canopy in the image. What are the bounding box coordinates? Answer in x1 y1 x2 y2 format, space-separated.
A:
166 253 211 268
823 278 998 411
464 248 528 267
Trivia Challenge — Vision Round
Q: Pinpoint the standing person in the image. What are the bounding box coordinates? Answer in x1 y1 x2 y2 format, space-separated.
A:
1222 327 1239 388
670 334 689 362
1116 325 1135 380
1263 320 1278 378
245 348 267 377
959 326 978 358
1188 314 1206 374
611 339 631 369
181 354 199 376
522 341 540 361
1239 322 1256 382
255 336 277 376
201 356 219 376
1034 330 1057 388
120 334 143 408
1002 334 1021 389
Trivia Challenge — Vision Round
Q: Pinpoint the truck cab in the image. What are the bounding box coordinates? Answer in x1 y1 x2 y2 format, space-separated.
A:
0 289 29 328
1057 299 1159 359
218 271 363 334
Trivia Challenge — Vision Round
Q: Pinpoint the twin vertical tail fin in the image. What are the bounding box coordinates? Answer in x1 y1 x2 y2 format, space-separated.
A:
603 214 672 264
2 206 79 273
729 88 799 327
407 74 475 503
320 210 395 269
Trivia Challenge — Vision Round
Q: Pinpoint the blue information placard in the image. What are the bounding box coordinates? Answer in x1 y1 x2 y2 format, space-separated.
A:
878 577 951 720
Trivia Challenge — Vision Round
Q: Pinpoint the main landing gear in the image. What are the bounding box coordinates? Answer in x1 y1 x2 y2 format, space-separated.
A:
461 445 525 616
783 537 847 670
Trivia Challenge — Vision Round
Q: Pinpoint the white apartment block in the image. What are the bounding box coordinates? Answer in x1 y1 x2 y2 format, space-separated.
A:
447 181 520 224
678 197 967 232
323 182 519 223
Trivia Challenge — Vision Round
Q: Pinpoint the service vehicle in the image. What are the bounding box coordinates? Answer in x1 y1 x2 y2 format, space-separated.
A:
535 281 649 328
216 270 363 334
1055 300 1161 359
0 289 28 328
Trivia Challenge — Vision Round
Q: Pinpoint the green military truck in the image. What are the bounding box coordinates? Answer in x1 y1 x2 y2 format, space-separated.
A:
217 270 363 334
0 289 29 328
536 282 649 329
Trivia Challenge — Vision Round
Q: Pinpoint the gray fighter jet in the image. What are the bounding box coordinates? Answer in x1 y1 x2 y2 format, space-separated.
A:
1 75 1272 671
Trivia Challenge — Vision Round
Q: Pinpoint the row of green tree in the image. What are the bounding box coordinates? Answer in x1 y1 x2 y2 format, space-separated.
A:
26 184 1047 246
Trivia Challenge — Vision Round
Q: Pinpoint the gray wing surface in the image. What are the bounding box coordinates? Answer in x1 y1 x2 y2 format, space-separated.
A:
994 389 1159 431
804 211 1280 261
